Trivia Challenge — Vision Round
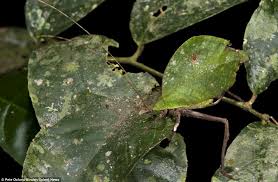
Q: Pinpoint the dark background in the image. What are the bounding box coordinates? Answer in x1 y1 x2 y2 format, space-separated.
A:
1 0 277 181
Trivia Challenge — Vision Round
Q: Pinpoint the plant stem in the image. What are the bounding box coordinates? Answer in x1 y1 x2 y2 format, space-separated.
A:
245 94 257 106
107 45 164 77
221 97 275 123
108 57 164 78
108 45 144 62
131 45 144 62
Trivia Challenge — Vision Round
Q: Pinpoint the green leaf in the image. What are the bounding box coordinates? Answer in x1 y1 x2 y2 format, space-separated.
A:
28 35 119 128
0 27 35 75
23 35 175 181
154 35 247 110
244 0 278 94
0 70 39 165
213 122 278 182
25 0 106 39
128 134 187 182
130 0 247 45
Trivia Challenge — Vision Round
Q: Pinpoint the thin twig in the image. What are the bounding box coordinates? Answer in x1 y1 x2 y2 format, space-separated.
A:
108 45 144 62
222 97 277 124
245 94 257 106
270 116 278 125
108 57 164 78
131 45 144 62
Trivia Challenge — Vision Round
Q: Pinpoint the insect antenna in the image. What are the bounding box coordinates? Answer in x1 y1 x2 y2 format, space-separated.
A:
37 0 152 111
38 0 90 35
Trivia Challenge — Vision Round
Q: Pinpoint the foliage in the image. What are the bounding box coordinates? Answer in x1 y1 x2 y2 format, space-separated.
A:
25 0 106 38
0 28 39 165
154 36 247 110
0 69 39 165
244 0 278 94
129 0 247 45
0 27 34 74
213 122 278 181
23 35 175 181
0 0 277 181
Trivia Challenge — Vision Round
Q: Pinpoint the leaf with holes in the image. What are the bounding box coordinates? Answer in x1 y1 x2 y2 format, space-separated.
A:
244 0 278 94
154 35 248 110
0 27 35 74
130 0 247 45
213 122 278 181
24 35 175 181
25 0 107 39
128 134 187 182
0 70 39 165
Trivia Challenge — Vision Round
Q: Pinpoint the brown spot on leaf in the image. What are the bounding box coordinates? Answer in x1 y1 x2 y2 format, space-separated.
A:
191 53 198 64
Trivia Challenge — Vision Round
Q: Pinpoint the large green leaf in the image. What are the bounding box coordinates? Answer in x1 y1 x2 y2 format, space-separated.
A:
154 36 247 110
28 35 119 128
0 70 39 165
0 27 34 74
213 122 278 182
23 35 175 181
130 0 247 45
25 0 106 39
244 0 278 94
128 134 187 182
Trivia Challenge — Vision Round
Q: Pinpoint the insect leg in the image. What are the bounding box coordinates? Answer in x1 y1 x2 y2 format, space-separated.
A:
172 110 181 132
152 110 168 124
176 110 230 175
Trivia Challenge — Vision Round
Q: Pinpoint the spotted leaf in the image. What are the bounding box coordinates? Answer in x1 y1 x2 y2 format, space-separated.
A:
154 35 248 110
25 0 107 39
130 0 247 45
24 35 175 181
28 35 121 128
128 134 187 182
244 0 278 94
213 122 278 181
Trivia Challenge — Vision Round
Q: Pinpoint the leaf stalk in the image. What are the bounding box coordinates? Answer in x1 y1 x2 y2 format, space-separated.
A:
221 97 277 124
108 57 163 78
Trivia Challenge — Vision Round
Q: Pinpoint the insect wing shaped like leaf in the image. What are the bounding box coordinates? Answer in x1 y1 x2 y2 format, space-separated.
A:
154 35 248 110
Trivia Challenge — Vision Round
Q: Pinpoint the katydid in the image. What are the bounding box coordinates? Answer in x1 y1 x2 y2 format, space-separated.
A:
28 1 278 179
